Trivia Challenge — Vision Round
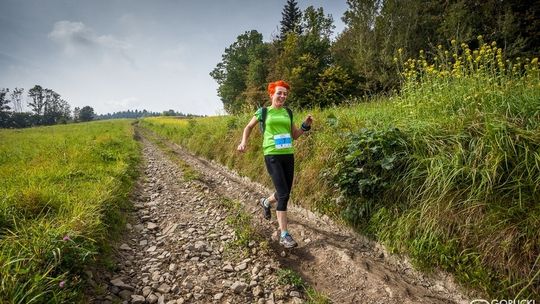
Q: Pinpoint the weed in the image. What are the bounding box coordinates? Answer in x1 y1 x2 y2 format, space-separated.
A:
277 268 331 303
224 200 258 248
305 286 332 304
277 268 305 289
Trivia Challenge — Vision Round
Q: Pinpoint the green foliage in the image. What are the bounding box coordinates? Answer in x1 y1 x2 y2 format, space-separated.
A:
25 85 72 125
277 268 331 303
0 89 10 112
271 6 337 109
212 1 539 113
277 268 305 288
337 127 408 199
335 127 409 228
335 0 539 95
302 6 334 40
210 30 267 113
79 106 95 122
27 85 45 116
1 85 74 128
222 199 259 248
305 286 332 304
280 0 302 39
315 65 354 107
226 211 255 248
0 89 11 128
213 3 338 114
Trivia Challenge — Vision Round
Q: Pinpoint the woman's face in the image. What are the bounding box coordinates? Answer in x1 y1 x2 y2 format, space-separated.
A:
272 86 288 107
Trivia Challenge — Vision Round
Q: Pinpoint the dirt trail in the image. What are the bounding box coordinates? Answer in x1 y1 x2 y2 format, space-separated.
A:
90 130 474 304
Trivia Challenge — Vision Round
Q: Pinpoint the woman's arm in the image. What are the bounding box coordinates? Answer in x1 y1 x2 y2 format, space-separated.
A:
292 114 313 140
237 116 259 152
292 124 303 140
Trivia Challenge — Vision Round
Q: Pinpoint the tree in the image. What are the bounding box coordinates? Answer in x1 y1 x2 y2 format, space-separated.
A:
59 99 71 123
270 6 336 108
242 42 270 109
0 88 11 128
315 65 354 107
162 109 176 116
73 107 80 122
9 112 33 128
93 109 163 120
333 0 439 94
0 86 73 127
35 88 70 125
9 88 24 112
28 85 45 116
210 30 267 114
42 89 61 125
302 6 334 40
334 0 539 95
79 106 95 122
0 89 10 112
280 0 303 40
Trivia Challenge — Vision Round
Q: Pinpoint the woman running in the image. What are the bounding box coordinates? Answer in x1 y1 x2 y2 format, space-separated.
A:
237 80 313 248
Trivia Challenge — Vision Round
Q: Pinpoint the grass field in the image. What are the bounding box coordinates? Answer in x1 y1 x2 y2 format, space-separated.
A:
139 42 540 297
0 120 140 303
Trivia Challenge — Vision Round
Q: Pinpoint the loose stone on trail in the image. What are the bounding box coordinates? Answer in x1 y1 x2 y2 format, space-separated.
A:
86 131 470 304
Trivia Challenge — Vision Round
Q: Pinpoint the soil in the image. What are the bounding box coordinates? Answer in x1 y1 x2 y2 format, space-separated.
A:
88 129 475 304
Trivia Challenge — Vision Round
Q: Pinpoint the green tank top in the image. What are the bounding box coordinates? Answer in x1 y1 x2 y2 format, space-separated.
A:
255 106 294 155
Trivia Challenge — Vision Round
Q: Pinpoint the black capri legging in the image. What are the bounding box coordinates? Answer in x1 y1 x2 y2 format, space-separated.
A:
264 154 294 211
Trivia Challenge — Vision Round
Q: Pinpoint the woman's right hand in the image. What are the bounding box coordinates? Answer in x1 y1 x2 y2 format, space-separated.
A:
237 142 247 152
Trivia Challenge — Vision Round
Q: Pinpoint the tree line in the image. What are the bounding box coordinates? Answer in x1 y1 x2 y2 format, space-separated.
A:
211 0 539 114
95 109 202 120
0 85 97 128
95 109 162 120
0 86 202 128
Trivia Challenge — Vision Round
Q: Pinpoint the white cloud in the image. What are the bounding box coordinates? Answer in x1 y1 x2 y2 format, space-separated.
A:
48 20 133 65
158 44 189 73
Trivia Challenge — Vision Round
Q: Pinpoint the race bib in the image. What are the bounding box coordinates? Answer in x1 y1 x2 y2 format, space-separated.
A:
274 133 292 149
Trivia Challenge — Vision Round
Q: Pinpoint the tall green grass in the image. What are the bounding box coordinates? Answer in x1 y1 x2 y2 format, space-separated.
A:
0 120 140 303
139 41 539 297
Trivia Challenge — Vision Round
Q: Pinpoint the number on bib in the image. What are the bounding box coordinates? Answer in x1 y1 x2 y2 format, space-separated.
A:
274 133 292 149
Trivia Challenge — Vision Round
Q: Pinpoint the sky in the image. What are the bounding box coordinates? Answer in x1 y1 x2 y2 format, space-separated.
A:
0 0 349 116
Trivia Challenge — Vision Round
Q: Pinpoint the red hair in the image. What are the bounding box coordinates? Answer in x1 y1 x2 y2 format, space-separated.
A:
267 80 290 97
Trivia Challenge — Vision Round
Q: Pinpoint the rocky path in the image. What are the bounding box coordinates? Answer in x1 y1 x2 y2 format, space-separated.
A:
89 130 475 304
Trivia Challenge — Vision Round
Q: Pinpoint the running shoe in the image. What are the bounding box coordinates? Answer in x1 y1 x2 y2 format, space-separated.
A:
260 198 271 220
279 233 298 248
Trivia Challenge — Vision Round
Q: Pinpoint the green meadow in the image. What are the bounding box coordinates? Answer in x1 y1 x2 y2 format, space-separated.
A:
0 120 140 303
140 42 540 297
